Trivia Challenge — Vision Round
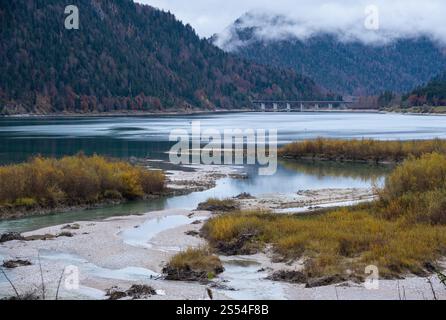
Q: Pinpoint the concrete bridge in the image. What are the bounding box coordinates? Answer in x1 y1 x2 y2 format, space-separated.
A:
251 100 354 112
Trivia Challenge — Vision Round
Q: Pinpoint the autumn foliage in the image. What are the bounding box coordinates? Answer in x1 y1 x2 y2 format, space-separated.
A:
0 154 165 211
203 153 446 279
279 138 446 163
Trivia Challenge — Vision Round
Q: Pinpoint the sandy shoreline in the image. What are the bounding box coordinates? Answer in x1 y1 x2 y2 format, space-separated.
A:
1 206 445 300
0 164 445 300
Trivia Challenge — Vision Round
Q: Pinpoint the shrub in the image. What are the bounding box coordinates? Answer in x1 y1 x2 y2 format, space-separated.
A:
279 138 446 163
168 247 222 272
13 198 37 208
378 153 446 224
0 154 165 212
163 247 224 281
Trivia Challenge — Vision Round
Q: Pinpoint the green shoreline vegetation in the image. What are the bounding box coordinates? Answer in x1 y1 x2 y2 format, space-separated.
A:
0 154 165 219
279 138 446 163
202 152 446 281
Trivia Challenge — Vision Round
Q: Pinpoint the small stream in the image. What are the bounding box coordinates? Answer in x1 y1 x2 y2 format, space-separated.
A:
117 214 289 300
120 214 204 250
218 257 288 300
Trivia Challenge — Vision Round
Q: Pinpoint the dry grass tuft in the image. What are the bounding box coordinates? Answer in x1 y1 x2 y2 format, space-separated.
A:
168 247 222 273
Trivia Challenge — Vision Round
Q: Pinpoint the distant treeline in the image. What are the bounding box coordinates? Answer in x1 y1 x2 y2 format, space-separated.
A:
376 71 446 109
279 138 446 163
404 71 446 107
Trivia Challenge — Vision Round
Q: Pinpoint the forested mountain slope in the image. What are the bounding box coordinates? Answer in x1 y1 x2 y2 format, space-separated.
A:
0 1 324 115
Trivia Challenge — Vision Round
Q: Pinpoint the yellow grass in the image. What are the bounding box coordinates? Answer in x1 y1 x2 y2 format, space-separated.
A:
203 153 446 278
279 138 446 163
0 154 165 210
168 247 223 273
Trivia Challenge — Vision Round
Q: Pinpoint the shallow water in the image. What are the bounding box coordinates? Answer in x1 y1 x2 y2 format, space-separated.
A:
219 257 288 300
0 160 386 234
2 112 446 164
120 215 203 250
39 250 160 281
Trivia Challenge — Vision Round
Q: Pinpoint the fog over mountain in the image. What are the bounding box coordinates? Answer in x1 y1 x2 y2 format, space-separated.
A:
210 10 446 95
143 0 446 45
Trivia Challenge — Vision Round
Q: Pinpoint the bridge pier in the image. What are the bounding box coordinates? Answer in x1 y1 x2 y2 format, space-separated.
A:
253 100 352 111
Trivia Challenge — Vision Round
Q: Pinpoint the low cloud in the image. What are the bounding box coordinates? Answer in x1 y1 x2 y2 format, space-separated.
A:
140 0 446 49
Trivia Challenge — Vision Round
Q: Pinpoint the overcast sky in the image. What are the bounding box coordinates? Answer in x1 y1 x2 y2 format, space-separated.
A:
137 0 446 46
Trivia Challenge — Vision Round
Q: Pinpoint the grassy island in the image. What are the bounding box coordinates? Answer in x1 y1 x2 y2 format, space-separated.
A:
279 138 446 163
0 154 165 219
203 153 446 280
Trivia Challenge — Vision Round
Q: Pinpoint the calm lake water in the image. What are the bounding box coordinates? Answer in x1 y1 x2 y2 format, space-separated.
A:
1 112 445 233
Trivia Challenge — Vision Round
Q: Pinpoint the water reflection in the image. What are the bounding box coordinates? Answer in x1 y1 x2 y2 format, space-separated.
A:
2 112 446 164
279 159 392 182
0 160 387 234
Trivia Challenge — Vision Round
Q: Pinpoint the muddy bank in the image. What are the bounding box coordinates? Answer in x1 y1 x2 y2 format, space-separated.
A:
0 209 227 300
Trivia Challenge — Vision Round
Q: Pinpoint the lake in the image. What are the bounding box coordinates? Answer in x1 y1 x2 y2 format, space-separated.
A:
0 112 445 232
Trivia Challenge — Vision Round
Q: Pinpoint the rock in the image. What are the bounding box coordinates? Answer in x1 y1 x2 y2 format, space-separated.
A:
57 231 74 238
163 265 224 282
208 282 236 291
162 265 208 282
126 285 157 299
191 220 202 225
185 230 200 237
62 224 80 230
197 199 239 212
0 232 24 243
305 275 347 288
267 270 307 284
106 287 128 301
24 234 56 241
106 285 157 300
2 259 32 269
234 193 255 200
267 270 348 288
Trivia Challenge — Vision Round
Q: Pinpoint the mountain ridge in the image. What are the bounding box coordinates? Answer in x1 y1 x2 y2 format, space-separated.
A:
214 12 446 95
0 0 325 115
